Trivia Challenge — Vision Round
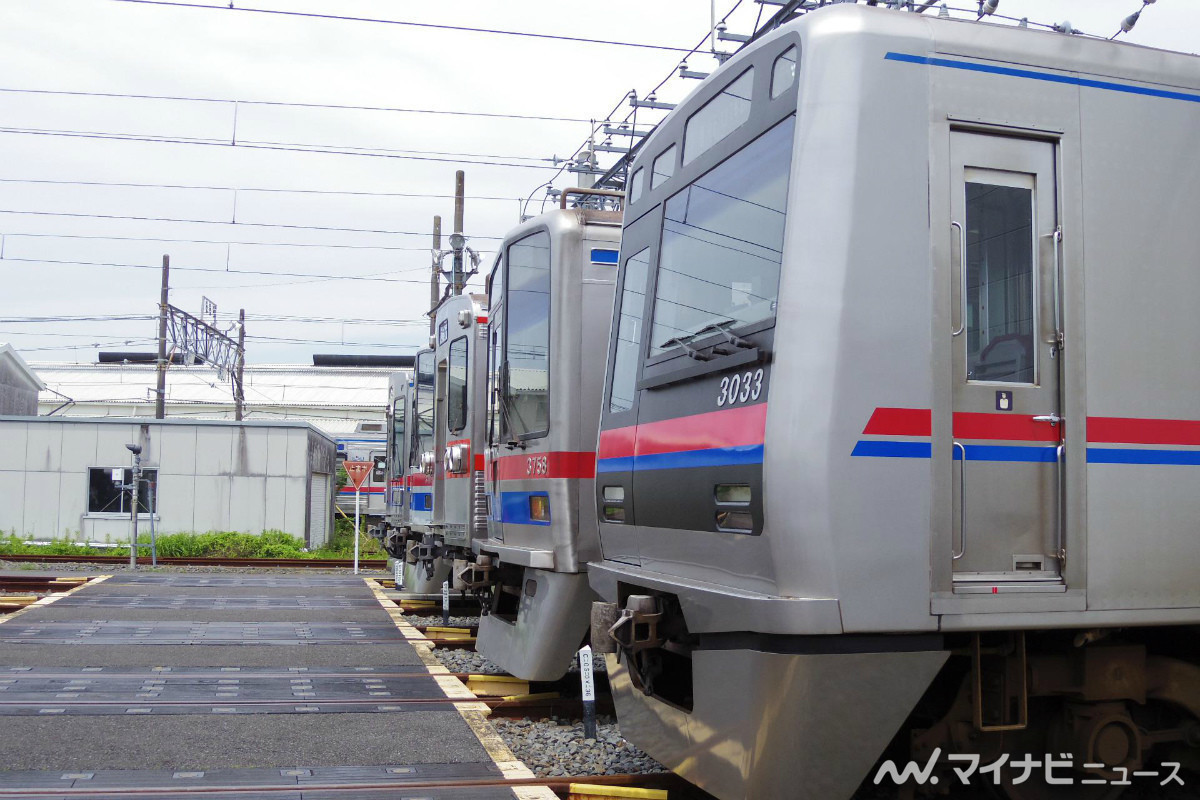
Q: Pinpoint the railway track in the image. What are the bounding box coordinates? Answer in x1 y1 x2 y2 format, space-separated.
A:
0 554 388 569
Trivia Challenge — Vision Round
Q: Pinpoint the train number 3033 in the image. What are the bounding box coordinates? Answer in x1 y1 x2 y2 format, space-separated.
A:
717 368 764 407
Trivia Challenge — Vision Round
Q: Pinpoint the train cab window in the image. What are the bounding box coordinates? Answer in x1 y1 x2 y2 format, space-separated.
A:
609 248 651 413
771 46 797 99
390 398 405 475
684 67 754 165
487 255 505 444
965 178 1036 383
505 230 551 439
629 168 645 204
448 336 468 432
414 351 435 461
372 455 386 482
651 144 677 189
649 115 796 356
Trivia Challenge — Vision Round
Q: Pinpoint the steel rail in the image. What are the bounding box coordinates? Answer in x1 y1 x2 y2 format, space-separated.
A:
0 554 388 568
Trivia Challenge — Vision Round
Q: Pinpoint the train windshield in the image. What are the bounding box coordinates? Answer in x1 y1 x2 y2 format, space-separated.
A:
414 351 435 459
390 397 405 478
487 255 505 445
649 114 796 355
448 337 468 432
504 230 551 439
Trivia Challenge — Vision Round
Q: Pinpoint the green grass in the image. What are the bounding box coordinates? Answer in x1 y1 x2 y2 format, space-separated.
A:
0 525 384 560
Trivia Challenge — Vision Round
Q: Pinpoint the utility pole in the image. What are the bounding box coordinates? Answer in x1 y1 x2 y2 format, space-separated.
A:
154 255 170 419
430 215 442 333
451 171 465 295
234 308 246 421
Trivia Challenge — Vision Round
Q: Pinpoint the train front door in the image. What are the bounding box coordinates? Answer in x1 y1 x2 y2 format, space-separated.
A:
948 132 1064 588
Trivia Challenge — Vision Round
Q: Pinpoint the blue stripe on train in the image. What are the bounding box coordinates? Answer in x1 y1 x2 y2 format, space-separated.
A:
852 442 1058 462
596 444 764 473
1087 448 1200 465
886 52 1200 105
500 491 551 526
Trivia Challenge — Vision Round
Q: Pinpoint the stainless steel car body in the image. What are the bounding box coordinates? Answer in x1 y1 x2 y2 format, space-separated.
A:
473 205 621 680
589 5 1200 798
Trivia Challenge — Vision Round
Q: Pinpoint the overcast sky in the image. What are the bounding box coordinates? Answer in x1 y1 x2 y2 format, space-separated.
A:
1 0 1195 364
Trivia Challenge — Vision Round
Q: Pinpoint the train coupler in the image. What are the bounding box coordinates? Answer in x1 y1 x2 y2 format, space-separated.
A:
607 595 667 695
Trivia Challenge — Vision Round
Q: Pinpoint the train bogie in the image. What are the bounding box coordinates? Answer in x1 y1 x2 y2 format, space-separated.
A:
589 5 1200 798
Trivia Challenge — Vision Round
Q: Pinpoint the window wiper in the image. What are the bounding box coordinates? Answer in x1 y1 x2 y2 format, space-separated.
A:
494 366 527 449
659 318 756 360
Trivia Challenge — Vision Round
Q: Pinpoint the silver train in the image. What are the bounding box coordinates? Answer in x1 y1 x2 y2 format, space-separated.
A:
381 293 488 594
585 5 1200 799
469 189 623 680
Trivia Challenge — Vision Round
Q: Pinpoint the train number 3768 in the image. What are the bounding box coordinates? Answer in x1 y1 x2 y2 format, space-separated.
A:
717 368 765 407
526 456 549 476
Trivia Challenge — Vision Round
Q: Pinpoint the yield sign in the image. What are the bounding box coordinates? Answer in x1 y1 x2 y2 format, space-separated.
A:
343 461 373 490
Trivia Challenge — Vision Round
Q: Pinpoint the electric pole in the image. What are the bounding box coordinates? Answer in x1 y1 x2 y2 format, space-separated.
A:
234 308 246 421
452 171 465 295
430 215 442 333
154 255 170 419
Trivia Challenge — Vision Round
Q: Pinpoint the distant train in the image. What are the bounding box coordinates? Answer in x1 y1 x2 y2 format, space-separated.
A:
333 423 386 521
584 5 1200 799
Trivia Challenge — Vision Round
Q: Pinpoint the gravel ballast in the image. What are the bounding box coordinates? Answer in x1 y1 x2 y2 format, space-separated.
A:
432 647 508 674
492 715 665 777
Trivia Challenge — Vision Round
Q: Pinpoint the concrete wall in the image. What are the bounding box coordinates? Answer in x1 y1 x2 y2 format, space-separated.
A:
0 360 38 416
0 418 335 543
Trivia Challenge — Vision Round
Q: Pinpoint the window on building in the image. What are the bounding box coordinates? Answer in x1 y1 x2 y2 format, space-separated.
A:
448 336 469 432
504 230 551 439
88 468 157 514
650 115 796 355
609 248 651 413
684 68 754 165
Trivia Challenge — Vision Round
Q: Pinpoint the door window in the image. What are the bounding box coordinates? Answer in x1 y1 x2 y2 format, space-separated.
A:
505 230 551 439
609 248 651 413
448 336 468 433
965 175 1036 383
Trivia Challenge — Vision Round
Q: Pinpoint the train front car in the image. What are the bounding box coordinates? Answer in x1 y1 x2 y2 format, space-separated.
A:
424 292 490 579
471 191 622 681
589 5 1200 800
401 348 448 593
380 370 412 559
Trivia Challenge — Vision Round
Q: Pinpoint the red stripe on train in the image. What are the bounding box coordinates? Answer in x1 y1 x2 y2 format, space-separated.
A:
598 403 768 460
1088 416 1200 445
863 408 1058 442
489 451 597 481
862 407 931 437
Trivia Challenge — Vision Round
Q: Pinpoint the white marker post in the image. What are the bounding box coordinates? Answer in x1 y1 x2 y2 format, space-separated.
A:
342 461 374 577
394 557 403 590
578 644 597 739
442 580 451 626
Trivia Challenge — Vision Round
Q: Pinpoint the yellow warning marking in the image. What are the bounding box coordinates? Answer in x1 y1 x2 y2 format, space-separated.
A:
424 625 473 637
465 674 529 697
0 575 110 626
569 784 669 799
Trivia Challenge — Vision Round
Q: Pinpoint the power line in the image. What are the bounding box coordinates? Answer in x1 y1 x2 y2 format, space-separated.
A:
0 255 468 284
0 232 494 252
107 0 694 53
0 86 590 124
0 127 562 170
0 208 506 241
0 176 524 202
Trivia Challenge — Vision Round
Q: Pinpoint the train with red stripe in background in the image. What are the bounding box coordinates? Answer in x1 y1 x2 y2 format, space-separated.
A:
460 188 623 680
333 423 387 523
383 292 490 595
582 4 1200 799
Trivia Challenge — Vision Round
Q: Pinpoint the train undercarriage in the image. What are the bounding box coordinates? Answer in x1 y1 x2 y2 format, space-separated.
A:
594 592 1200 799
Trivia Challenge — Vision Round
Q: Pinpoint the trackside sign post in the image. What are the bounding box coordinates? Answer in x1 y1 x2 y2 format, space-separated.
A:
343 461 373 575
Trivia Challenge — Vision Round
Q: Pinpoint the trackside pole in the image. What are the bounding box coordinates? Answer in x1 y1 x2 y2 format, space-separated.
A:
579 645 597 739
442 580 450 626
353 488 361 575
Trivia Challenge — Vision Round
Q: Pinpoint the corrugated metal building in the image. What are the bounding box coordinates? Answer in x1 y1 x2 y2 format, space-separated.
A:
0 416 337 546
0 345 44 417
30 362 389 436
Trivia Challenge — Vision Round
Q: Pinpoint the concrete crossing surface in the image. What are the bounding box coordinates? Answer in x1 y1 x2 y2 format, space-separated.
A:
0 571 556 799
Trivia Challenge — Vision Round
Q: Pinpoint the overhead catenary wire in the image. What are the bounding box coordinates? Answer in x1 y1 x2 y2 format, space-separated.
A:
0 126 561 170
0 232 494 253
106 0 695 53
